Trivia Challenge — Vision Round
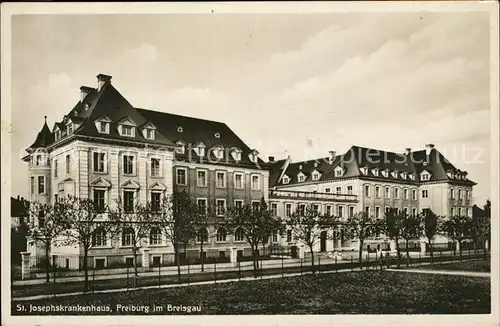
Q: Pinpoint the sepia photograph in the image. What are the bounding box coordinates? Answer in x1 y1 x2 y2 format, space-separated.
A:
1 2 499 325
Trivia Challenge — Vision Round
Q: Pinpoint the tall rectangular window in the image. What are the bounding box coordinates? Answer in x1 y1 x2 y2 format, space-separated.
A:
252 201 260 212
422 190 429 199
412 208 417 216
234 200 243 210
151 158 160 177
176 169 186 185
286 203 292 217
271 203 277 216
375 206 380 218
197 170 207 187
93 189 105 212
412 189 417 200
151 192 161 211
30 177 35 194
251 175 260 190
458 189 462 199
349 206 354 217
38 176 45 194
54 159 58 178
404 189 408 200
335 186 342 194
66 154 70 174
385 187 390 198
375 186 380 198
364 185 370 197
365 206 370 215
216 172 226 188
123 191 135 212
36 155 41 166
298 204 306 215
93 152 106 173
234 173 243 189
216 199 226 216
123 155 134 175
326 205 332 216
197 199 207 214
347 185 353 195
338 206 343 218
394 188 400 199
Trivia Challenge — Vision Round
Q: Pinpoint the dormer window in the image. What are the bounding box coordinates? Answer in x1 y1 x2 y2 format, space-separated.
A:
249 149 259 163
400 172 407 179
67 123 74 135
298 173 305 182
382 170 389 177
372 168 379 176
55 130 61 141
230 148 242 161
312 171 320 181
408 173 415 180
144 128 155 140
421 171 431 181
121 125 134 137
334 166 344 177
213 146 224 159
99 122 109 134
176 141 185 154
391 171 398 179
360 167 368 175
195 143 206 157
84 103 90 111
282 175 290 184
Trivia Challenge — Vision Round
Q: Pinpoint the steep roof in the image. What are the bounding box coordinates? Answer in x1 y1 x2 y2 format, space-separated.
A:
28 119 54 149
271 145 476 187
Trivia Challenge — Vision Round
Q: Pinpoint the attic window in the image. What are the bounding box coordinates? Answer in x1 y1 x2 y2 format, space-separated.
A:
391 171 398 179
409 173 415 180
85 104 90 111
214 133 220 139
67 123 74 135
144 128 155 140
73 111 78 116
382 170 389 177
195 143 206 157
249 150 259 163
213 146 224 159
175 141 185 154
298 174 305 182
421 173 430 181
99 122 109 134
312 172 320 181
55 130 61 141
360 167 368 175
282 175 290 184
372 169 379 176
400 172 407 179
231 148 242 161
177 126 183 133
120 125 135 137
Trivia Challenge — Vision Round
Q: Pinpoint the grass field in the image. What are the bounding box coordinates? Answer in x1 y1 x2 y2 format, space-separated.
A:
415 259 490 273
12 270 490 315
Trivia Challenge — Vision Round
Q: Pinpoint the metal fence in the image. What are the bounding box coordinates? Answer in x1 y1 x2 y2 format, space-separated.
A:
12 247 490 299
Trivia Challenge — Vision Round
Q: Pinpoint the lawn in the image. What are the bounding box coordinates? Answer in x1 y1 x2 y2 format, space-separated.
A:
12 270 490 315
415 259 490 273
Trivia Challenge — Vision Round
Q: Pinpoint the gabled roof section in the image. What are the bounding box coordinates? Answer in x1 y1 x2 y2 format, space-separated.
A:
94 115 112 123
90 177 112 188
149 181 167 191
120 179 141 189
28 118 54 149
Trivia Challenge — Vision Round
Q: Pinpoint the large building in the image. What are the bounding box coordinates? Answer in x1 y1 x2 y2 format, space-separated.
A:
22 73 477 268
268 145 476 252
23 74 268 267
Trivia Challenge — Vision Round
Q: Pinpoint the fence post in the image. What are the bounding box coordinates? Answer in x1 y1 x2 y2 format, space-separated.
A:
281 256 284 277
300 258 303 276
318 256 321 274
238 261 241 281
214 261 217 284
52 255 56 299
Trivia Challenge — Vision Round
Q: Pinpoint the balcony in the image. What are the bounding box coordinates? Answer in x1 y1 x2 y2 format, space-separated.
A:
269 189 358 203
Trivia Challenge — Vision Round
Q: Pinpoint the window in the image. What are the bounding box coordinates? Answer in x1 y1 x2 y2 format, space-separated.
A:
197 170 207 187
121 125 134 137
55 130 61 141
271 203 277 216
286 230 292 242
466 208 470 216
54 194 58 203
66 155 71 174
150 158 160 177
67 123 73 135
121 227 134 246
145 129 154 140
234 200 243 210
38 176 45 194
373 169 379 176
123 155 135 175
30 177 35 194
231 149 242 161
325 188 331 193
364 185 370 197
459 208 463 216
234 228 244 242
335 169 343 177
93 152 106 173
216 172 226 188
123 191 135 212
312 172 320 180
234 173 243 189
216 228 227 242
197 228 208 242
54 159 58 178
375 206 380 218
375 186 380 198
403 207 408 215
421 173 430 181
213 147 224 159
450 189 455 199
176 168 186 185
422 190 429 199
176 142 185 154
336 186 342 194
298 174 305 182
152 256 161 266
349 206 354 217
313 204 320 213
251 175 260 190
272 230 278 243
337 206 343 218
404 189 408 200
412 189 417 200
465 190 469 199
93 190 105 212
412 208 417 216
216 199 226 216
282 175 290 184
451 207 455 216
385 187 390 198
385 206 391 215
99 122 108 134
298 204 306 215
197 199 207 214
326 205 332 216
285 203 292 217
124 257 135 266
458 189 462 199
95 258 106 269
92 228 107 247
196 144 206 157
252 201 260 212
151 192 161 212
365 206 370 215
394 188 400 199
347 185 353 195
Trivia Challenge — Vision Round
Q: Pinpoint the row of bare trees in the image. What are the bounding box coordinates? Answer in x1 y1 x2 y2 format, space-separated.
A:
25 192 491 290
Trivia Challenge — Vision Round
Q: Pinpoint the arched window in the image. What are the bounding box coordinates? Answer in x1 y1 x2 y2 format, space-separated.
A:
216 228 227 242
92 227 107 247
150 227 162 245
234 228 245 242
121 227 134 246
197 227 209 242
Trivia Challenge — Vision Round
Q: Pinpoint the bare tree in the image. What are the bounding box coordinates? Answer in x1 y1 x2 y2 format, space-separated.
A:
288 204 328 273
343 211 376 267
400 213 421 266
441 215 472 260
27 201 71 282
421 209 440 259
382 207 405 268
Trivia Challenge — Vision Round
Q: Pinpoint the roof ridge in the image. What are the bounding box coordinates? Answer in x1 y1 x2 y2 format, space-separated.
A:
135 107 227 125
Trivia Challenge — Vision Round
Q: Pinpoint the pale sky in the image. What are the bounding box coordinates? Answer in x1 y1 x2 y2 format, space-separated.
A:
10 13 491 205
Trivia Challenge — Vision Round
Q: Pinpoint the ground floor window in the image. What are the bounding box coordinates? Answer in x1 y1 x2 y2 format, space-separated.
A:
95 258 106 269
125 257 134 267
152 256 161 266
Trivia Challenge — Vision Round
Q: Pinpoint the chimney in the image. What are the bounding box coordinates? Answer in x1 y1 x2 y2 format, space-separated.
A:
328 150 336 164
268 156 275 162
80 86 95 102
17 195 20 200
425 144 435 156
97 74 112 91
405 148 411 155
299 165 303 170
